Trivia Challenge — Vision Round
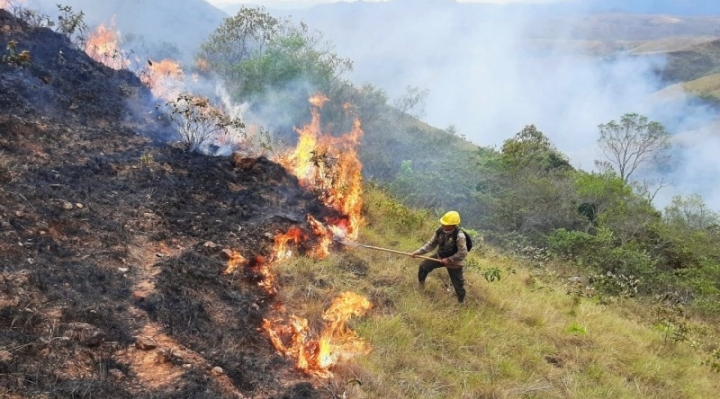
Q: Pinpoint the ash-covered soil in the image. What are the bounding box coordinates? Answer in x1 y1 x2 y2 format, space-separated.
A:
1 9 340 399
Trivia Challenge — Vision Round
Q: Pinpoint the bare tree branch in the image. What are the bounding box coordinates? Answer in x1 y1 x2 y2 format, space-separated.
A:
597 113 671 183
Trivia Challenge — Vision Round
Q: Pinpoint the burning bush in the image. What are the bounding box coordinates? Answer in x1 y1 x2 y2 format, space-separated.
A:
162 93 245 153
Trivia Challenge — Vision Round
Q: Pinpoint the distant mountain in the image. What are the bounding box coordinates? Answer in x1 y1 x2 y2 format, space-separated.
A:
222 0 720 17
581 0 720 16
27 0 227 61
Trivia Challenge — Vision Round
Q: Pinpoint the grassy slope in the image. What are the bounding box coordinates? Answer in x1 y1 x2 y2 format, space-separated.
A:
275 186 719 398
651 73 720 103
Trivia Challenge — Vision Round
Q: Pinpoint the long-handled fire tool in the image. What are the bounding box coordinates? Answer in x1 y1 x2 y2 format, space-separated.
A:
334 238 448 265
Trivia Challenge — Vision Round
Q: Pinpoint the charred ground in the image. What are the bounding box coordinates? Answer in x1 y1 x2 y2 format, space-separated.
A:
1 9 339 399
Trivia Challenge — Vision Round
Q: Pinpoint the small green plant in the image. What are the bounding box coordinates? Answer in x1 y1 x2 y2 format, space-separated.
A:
567 322 587 335
55 4 88 48
3 40 31 66
162 93 246 153
653 304 692 344
702 348 720 373
374 198 429 233
482 267 502 282
567 279 594 306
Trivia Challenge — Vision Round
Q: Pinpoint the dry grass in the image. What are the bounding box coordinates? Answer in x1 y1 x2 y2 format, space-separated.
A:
681 73 720 97
629 36 719 55
652 73 720 101
273 186 720 398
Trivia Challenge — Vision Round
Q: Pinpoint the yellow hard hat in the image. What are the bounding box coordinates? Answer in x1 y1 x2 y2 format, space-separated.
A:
440 211 461 226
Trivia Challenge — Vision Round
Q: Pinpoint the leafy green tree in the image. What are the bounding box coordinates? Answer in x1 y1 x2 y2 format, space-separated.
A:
597 113 671 183
231 26 352 99
199 7 352 102
478 126 581 244
500 125 572 171
199 7 281 79
574 170 630 231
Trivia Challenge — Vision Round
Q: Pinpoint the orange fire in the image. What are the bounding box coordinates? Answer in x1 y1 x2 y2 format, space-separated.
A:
141 59 184 100
252 255 276 296
262 292 372 377
222 251 276 295
306 215 334 258
273 227 306 261
276 94 364 242
222 249 248 275
85 21 126 70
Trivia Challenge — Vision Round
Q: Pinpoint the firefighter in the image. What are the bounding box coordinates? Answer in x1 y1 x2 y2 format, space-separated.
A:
412 211 468 303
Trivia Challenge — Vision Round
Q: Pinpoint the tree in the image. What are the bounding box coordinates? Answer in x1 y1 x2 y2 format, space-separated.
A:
198 7 281 79
199 7 352 101
574 170 630 232
393 85 429 120
475 126 581 244
597 113 670 183
664 194 720 230
501 125 572 171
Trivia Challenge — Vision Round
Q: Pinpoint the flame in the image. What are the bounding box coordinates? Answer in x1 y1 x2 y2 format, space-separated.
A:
253 255 276 295
85 21 126 70
141 59 184 100
222 251 275 295
222 98 371 378
222 249 248 275
262 292 372 377
273 227 306 261
275 94 364 242
306 215 334 258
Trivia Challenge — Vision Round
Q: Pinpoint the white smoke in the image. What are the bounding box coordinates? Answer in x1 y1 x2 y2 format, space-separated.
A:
282 1 720 211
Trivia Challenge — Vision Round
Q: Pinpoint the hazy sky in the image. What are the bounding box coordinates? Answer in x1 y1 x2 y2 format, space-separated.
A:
206 0 560 7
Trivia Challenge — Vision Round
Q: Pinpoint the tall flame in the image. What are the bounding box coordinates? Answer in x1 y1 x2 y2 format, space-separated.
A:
262 292 372 377
229 97 371 378
276 94 364 242
141 59 184 100
85 22 126 70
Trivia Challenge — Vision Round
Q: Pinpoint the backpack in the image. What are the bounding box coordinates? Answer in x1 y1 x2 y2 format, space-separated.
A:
435 227 474 253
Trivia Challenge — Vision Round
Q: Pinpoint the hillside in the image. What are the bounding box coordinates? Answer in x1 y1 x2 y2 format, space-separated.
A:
0 9 343 398
26 0 226 61
633 38 720 83
3 4 720 399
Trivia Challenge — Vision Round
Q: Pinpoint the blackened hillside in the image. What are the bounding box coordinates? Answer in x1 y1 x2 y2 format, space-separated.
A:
1 9 335 399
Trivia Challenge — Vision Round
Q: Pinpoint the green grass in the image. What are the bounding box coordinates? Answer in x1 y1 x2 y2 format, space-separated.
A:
273 185 720 398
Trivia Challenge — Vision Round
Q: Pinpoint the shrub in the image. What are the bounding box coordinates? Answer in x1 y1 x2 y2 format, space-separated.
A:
2 40 31 66
547 228 598 259
162 93 245 153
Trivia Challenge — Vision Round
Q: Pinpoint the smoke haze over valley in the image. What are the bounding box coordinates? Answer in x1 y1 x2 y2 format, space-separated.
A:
273 1 720 210
24 0 720 210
